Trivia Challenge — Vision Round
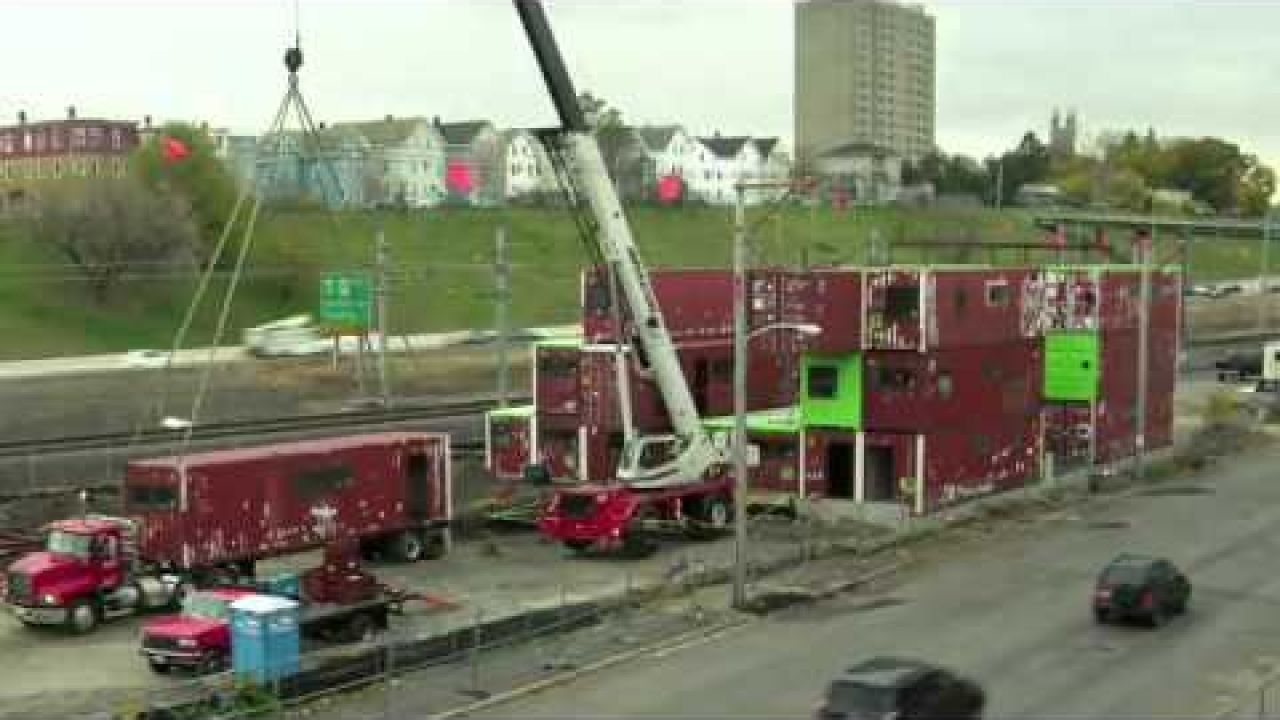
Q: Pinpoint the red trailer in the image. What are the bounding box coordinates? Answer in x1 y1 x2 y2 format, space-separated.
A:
5 433 452 634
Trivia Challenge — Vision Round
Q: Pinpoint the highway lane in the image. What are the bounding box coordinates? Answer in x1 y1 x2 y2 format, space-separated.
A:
477 444 1280 719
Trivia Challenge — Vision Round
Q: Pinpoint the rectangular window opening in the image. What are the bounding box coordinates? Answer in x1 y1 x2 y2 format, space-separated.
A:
808 365 839 398
883 284 919 320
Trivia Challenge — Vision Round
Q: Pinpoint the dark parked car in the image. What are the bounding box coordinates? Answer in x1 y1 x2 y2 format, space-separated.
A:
1093 553 1191 627
815 657 985 720
1215 350 1263 381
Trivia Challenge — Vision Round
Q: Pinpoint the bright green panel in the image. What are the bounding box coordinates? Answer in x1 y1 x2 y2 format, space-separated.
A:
702 407 803 435
1044 330 1100 401
800 353 862 429
487 404 535 420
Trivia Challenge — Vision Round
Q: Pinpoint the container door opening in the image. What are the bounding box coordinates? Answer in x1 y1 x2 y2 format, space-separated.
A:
864 445 895 501
825 442 855 499
406 452 429 521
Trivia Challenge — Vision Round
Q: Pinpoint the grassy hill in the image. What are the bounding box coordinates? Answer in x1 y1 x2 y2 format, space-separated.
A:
0 205 1262 360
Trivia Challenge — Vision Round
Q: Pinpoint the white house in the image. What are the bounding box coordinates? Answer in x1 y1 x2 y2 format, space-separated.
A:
635 125 700 180
752 138 793 182
334 115 447 208
692 135 766 205
814 142 903 205
498 129 554 200
437 119 502 206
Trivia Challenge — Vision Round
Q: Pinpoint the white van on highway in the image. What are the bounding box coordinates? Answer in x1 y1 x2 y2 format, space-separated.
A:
244 315 330 358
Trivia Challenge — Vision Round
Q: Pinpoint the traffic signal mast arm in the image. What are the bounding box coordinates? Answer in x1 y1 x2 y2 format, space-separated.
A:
513 0 725 488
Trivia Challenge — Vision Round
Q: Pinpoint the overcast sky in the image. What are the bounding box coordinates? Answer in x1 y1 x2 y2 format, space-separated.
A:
2 0 1277 164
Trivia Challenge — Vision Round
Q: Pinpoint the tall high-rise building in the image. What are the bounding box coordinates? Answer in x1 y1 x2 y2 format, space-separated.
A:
795 0 936 164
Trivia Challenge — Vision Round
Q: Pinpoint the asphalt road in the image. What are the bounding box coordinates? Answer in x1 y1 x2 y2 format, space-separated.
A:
477 443 1280 719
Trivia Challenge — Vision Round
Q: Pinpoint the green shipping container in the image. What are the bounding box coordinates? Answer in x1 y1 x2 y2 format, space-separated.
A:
1043 330 1100 402
800 353 862 429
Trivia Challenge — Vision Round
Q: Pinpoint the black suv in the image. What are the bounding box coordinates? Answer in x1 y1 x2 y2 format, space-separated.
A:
1094 553 1191 627
815 657 985 720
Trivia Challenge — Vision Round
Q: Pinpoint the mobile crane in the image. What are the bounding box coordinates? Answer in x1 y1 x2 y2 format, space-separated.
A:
514 1 734 555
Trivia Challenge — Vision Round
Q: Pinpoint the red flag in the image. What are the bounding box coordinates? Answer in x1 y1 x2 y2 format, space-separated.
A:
446 160 474 194
162 137 190 163
657 174 683 204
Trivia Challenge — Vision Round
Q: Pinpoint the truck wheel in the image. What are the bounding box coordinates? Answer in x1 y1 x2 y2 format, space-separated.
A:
197 651 225 676
391 530 425 563
564 540 593 554
420 531 447 560
170 580 196 611
688 496 731 540
67 599 98 635
343 612 377 643
148 659 171 675
622 507 659 559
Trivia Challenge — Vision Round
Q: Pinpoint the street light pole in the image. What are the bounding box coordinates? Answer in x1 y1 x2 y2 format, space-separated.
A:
1135 227 1152 482
731 177 817 611
731 183 749 610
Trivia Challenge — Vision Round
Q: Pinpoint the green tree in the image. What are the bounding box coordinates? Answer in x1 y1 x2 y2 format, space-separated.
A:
903 150 989 199
992 132 1052 205
1238 155 1276 216
31 180 198 303
132 122 237 256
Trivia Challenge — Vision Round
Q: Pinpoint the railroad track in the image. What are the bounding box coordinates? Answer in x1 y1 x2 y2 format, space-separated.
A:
0 397 517 461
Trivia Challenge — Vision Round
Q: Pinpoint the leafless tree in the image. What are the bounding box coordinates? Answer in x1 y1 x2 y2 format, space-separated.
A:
31 180 199 302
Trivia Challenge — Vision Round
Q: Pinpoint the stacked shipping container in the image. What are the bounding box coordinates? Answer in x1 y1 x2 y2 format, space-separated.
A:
487 256 1180 517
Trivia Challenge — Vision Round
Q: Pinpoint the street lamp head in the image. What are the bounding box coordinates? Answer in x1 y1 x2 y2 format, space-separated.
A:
793 323 822 337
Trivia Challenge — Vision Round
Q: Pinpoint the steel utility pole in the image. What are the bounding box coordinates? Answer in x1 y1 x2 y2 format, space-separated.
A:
1134 228 1152 482
375 228 391 406
731 182 749 610
495 225 511 408
1259 213 1272 331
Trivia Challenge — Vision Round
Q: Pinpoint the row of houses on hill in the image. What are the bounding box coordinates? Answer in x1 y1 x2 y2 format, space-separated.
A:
215 117 793 209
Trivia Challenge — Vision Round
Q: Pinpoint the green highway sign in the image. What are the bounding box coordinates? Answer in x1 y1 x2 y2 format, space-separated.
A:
319 272 372 329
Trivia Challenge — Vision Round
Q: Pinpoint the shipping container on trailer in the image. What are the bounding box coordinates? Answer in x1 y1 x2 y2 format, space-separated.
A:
485 405 534 480
6 433 452 635
125 432 452 571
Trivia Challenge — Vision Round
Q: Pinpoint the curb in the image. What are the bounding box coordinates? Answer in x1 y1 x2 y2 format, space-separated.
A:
426 617 749 720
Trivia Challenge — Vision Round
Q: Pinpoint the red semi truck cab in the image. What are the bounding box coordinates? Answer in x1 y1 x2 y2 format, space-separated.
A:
140 588 254 674
6 516 183 633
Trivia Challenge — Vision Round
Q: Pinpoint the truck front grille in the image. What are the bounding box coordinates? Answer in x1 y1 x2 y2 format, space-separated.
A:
142 634 181 652
5 572 29 604
559 494 597 520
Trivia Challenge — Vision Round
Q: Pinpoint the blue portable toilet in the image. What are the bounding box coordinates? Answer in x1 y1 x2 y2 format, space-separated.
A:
230 594 301 683
256 572 302 600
